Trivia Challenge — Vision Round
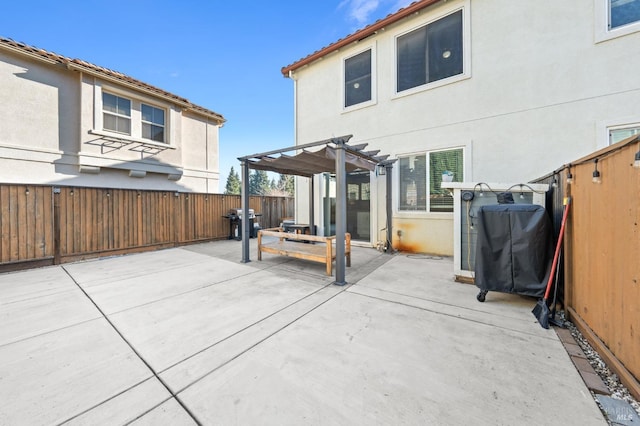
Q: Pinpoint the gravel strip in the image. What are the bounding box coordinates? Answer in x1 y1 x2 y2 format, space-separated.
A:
559 312 640 423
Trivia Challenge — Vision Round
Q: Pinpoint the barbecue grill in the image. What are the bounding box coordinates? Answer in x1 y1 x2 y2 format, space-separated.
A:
224 208 259 239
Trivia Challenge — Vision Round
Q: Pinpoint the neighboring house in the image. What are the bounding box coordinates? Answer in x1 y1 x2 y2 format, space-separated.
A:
281 0 640 255
0 37 225 193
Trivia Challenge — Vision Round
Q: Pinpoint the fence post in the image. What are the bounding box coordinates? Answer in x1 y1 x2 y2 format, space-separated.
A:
53 187 61 264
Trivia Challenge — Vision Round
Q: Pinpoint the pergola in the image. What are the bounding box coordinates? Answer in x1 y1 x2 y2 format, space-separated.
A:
238 135 395 285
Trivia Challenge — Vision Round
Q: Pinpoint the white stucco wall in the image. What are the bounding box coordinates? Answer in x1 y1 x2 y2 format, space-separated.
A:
0 47 222 193
0 50 78 174
290 0 640 254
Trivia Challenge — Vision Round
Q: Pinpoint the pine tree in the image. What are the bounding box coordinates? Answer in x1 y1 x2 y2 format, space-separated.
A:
249 170 270 195
224 166 241 195
278 174 294 196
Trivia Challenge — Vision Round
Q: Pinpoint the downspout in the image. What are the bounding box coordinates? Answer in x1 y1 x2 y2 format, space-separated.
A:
289 70 297 143
205 117 209 193
385 162 395 253
289 70 301 223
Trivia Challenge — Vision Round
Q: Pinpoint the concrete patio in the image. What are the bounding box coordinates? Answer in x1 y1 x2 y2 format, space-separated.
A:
0 240 605 425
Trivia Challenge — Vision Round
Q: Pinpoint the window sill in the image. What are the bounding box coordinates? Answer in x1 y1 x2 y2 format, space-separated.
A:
396 210 453 220
89 129 175 151
342 99 377 114
595 23 640 43
392 72 470 100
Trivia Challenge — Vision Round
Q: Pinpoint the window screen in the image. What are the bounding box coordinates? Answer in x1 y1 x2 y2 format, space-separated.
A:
345 49 372 107
397 10 463 92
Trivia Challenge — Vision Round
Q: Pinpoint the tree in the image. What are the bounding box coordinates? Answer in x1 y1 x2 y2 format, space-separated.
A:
264 174 295 197
224 166 241 195
249 170 271 195
278 174 295 196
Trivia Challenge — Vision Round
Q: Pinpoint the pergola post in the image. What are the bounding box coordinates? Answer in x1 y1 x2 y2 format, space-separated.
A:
334 139 347 285
241 160 251 263
308 177 314 235
385 162 395 253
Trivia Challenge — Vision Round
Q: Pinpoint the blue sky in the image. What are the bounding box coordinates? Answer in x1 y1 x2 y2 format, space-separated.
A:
1 0 412 191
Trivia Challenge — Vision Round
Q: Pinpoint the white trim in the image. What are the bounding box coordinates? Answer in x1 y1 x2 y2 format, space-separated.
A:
443 182 549 279
94 84 173 146
392 1 471 98
341 42 377 112
597 116 640 148
394 143 470 217
140 103 166 143
594 0 640 43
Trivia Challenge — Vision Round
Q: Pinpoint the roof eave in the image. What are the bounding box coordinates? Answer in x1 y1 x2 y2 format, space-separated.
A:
281 0 442 77
66 62 225 124
1 38 225 125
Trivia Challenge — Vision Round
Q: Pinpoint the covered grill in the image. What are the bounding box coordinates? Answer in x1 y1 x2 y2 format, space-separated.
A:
225 209 259 240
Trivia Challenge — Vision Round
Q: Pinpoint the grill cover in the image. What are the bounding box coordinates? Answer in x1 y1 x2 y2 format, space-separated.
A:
474 204 553 297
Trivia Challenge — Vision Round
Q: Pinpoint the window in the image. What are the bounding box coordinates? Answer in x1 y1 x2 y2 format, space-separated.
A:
609 125 640 144
399 148 463 213
100 91 168 144
142 104 165 142
397 10 463 93
344 49 372 107
103 92 131 135
609 0 640 29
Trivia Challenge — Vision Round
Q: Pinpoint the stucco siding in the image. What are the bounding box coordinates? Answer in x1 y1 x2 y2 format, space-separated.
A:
290 0 640 254
0 50 79 154
1 42 223 193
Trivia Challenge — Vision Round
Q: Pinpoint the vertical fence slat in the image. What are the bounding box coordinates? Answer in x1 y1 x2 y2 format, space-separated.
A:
535 141 640 399
0 185 294 266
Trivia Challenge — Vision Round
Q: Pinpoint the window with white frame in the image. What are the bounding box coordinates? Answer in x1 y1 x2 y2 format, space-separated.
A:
344 49 372 108
141 103 165 142
396 9 463 93
102 92 131 135
101 91 168 143
609 124 640 145
609 0 640 29
399 148 463 213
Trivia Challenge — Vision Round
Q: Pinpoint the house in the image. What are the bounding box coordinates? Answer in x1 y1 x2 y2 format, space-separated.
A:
0 37 225 193
281 0 640 255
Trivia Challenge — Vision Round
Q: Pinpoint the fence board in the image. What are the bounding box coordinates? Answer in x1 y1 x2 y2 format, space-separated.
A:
536 139 640 399
0 184 293 266
0 185 54 265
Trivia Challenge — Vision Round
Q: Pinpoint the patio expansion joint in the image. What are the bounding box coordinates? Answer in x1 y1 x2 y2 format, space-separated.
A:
167 282 353 395
0 315 104 349
99 267 276 317
60 265 204 426
347 286 559 341
0 287 77 306
56 376 170 425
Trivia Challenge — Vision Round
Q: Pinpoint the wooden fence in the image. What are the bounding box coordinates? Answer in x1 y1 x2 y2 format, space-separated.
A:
0 185 293 270
534 135 640 399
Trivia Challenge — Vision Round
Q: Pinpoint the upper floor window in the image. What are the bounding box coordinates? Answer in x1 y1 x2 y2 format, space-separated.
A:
344 49 372 108
103 93 131 135
397 9 463 93
609 0 640 29
609 124 640 144
142 104 165 142
399 147 463 213
100 91 168 144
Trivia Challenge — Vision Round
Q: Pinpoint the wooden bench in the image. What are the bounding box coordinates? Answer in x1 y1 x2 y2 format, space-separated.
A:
257 227 351 276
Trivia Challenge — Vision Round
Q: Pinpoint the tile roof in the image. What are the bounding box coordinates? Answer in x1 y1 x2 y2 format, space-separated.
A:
281 0 442 77
0 37 225 124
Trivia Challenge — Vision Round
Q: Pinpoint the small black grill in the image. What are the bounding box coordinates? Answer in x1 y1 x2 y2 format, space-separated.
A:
224 209 259 240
